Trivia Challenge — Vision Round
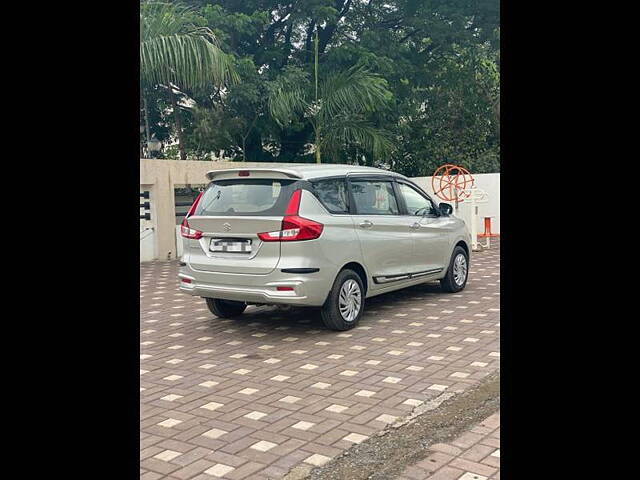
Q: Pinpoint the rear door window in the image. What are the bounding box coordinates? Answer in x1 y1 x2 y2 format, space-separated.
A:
310 178 349 214
194 179 295 216
350 180 400 215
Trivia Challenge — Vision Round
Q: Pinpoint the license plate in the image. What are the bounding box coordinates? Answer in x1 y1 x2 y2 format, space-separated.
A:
210 238 252 253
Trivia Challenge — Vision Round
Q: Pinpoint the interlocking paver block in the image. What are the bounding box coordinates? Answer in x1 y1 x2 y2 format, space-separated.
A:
397 409 500 479
140 241 500 478
204 463 235 477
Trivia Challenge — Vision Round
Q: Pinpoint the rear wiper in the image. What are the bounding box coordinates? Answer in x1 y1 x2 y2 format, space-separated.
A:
199 190 222 212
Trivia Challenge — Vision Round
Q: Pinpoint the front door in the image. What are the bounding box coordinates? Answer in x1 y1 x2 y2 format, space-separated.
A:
396 182 451 275
348 177 415 286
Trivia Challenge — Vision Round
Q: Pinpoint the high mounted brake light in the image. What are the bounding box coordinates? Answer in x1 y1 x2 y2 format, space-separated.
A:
180 191 204 239
257 189 324 242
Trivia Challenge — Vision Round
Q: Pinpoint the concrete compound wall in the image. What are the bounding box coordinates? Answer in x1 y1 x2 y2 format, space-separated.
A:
140 159 500 262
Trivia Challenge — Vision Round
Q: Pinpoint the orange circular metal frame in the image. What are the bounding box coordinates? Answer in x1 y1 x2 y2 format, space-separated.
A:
431 164 475 202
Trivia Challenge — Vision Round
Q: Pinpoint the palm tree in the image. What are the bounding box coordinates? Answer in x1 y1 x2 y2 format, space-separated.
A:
268 31 393 164
140 1 238 159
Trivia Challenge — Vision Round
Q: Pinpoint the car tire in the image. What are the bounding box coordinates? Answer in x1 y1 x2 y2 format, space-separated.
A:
321 269 365 331
205 298 247 318
440 246 469 293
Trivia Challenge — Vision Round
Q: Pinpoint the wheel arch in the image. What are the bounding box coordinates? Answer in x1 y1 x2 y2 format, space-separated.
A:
339 261 369 296
447 237 471 269
455 239 470 258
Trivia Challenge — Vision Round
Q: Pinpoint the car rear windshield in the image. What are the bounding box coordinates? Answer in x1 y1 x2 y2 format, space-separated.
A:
194 179 296 216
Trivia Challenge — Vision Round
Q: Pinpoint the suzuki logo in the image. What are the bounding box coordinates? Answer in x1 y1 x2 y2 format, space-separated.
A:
223 222 231 232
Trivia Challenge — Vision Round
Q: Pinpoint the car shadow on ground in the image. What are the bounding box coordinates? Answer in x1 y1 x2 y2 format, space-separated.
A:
203 281 446 334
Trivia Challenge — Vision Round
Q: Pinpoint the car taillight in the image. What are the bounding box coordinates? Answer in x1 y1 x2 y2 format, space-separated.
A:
180 218 202 239
186 191 204 217
284 189 301 215
181 192 204 239
257 189 324 242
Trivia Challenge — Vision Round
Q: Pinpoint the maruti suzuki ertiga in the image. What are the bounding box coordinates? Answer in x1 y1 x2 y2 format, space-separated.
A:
179 165 471 331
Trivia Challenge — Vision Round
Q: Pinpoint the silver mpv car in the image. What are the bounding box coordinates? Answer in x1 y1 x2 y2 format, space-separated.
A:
179 165 471 330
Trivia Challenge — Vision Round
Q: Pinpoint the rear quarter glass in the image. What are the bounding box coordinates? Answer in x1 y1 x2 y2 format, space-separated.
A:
310 178 349 214
194 179 296 217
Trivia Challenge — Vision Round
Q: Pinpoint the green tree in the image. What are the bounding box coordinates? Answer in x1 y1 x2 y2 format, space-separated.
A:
140 1 238 159
184 56 276 161
391 40 500 176
170 1 499 173
267 57 394 164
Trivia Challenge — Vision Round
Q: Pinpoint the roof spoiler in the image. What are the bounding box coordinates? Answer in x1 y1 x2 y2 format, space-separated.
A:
205 168 303 181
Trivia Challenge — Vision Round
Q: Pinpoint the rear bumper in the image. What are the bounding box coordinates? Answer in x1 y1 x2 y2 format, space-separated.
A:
178 264 332 306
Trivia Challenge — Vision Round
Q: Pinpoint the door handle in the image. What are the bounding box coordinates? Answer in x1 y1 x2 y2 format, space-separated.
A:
410 222 421 229
359 220 373 229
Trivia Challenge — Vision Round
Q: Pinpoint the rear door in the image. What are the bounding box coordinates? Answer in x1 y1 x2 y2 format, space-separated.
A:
185 177 295 274
348 176 414 285
396 181 451 274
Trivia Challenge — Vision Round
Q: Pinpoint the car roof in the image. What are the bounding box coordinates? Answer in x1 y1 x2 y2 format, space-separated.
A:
290 164 407 180
206 164 408 181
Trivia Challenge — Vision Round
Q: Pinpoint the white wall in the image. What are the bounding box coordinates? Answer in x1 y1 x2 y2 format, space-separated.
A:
140 226 155 262
176 226 184 259
411 173 500 234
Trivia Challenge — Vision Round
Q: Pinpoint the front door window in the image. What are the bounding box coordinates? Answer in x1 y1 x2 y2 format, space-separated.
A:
398 183 438 216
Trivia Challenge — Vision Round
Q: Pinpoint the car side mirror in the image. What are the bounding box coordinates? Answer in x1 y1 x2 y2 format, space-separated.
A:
439 203 453 216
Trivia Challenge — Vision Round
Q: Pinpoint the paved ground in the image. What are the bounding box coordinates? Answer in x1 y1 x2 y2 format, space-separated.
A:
140 242 500 479
397 411 500 480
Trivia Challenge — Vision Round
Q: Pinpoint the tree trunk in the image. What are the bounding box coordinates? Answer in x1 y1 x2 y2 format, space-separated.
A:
143 95 151 158
246 129 267 161
304 20 316 63
281 22 293 68
318 0 353 53
242 112 260 162
143 95 151 143
314 29 321 164
279 123 314 160
169 87 187 160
